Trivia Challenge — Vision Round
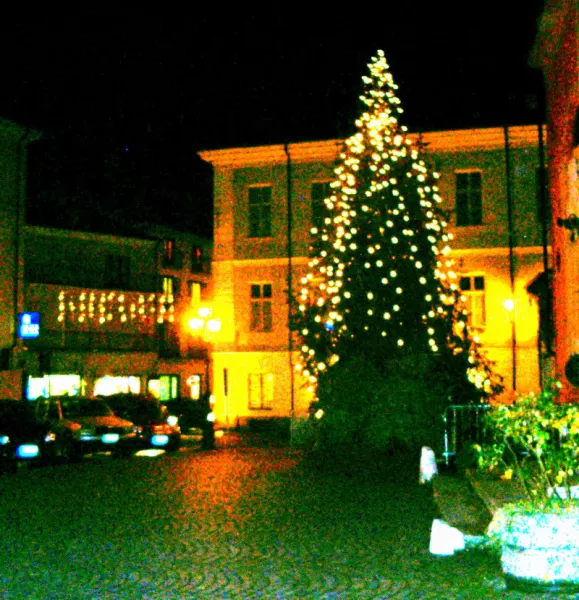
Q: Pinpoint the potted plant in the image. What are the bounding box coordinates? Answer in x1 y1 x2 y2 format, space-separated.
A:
474 381 579 594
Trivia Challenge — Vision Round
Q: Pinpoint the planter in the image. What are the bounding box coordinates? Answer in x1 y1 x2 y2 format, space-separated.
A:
498 510 579 594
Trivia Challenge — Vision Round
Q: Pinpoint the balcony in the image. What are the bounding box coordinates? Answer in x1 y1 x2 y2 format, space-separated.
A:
25 283 176 353
24 329 159 352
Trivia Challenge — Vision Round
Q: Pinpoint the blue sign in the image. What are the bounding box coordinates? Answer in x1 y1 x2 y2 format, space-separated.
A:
18 312 40 339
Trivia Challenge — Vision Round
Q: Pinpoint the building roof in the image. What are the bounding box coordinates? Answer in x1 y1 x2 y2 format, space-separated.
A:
198 125 544 168
0 117 42 142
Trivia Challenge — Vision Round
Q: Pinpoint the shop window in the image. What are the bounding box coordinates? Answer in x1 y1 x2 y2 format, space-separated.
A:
148 375 179 400
311 181 332 232
459 275 486 330
455 171 482 226
248 373 274 410
26 374 84 400
250 283 272 332
248 186 272 238
187 374 202 400
94 375 141 397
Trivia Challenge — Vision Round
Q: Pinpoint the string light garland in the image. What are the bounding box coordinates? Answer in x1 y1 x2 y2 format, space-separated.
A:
294 49 503 401
57 289 174 326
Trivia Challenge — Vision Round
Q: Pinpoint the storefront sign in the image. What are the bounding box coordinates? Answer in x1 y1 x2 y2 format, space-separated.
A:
18 312 40 339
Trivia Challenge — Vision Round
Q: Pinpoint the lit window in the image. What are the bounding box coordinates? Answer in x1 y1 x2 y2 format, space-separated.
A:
248 186 272 238
460 275 486 329
162 276 179 298
191 245 204 272
311 181 332 231
163 240 176 266
188 281 203 306
248 373 274 410
250 284 272 332
456 171 482 226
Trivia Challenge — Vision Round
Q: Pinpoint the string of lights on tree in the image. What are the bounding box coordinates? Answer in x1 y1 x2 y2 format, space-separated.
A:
57 289 174 326
294 49 503 401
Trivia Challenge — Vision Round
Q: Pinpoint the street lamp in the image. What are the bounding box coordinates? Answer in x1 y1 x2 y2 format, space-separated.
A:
187 306 221 338
186 306 221 398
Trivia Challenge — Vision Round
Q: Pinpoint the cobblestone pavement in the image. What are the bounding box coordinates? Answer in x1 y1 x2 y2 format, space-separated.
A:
0 435 571 599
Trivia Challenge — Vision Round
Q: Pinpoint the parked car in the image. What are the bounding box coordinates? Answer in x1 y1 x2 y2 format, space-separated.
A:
164 396 215 449
103 394 181 452
34 397 137 461
0 399 56 472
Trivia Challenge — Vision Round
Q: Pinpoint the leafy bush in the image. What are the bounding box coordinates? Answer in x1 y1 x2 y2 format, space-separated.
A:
474 381 579 511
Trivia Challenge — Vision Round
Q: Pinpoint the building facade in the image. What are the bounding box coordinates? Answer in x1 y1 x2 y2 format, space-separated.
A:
200 125 551 426
0 119 41 395
531 0 579 401
18 224 213 400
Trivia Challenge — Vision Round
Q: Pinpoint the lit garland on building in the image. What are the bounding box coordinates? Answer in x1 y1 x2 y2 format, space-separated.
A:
57 289 174 326
294 50 502 400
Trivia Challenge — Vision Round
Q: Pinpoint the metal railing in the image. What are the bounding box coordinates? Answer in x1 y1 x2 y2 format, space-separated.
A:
442 404 490 467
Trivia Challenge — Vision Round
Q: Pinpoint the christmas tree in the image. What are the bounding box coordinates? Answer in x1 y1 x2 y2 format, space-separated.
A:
294 50 502 424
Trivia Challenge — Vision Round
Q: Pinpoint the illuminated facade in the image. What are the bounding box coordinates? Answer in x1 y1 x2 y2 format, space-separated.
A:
6 222 212 400
201 125 550 425
531 0 579 401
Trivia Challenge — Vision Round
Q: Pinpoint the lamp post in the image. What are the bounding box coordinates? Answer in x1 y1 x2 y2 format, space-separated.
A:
186 306 221 396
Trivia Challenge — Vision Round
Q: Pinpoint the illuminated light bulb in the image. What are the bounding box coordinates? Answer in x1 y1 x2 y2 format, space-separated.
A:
503 299 515 311
390 270 397 277
396 288 402 294
393 305 400 311
367 292 374 299
383 312 391 319
397 339 404 346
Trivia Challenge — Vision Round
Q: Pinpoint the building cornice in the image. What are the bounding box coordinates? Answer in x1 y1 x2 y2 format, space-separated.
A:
213 245 548 268
199 126 544 168
25 225 156 246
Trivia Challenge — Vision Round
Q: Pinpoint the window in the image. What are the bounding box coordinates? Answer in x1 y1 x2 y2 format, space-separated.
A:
250 284 272 332
536 166 550 225
248 186 272 238
460 275 486 329
162 276 179 299
188 281 205 306
104 254 130 288
311 181 332 231
162 239 176 266
191 245 204 272
248 373 274 410
456 171 482 226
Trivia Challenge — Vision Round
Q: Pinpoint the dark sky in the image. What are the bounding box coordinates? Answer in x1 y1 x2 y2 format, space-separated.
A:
1 4 545 237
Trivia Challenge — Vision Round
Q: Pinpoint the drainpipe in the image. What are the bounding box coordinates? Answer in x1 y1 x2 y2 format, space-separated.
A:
284 143 294 419
537 122 550 389
504 125 517 392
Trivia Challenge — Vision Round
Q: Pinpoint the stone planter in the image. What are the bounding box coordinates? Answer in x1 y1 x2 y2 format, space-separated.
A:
498 510 579 594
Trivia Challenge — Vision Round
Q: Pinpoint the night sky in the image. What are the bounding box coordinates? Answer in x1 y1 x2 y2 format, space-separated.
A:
2 4 545 238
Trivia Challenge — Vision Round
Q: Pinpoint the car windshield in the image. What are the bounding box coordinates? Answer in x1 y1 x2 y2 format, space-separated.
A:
63 400 113 418
124 402 165 423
